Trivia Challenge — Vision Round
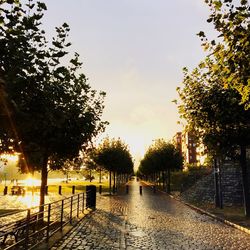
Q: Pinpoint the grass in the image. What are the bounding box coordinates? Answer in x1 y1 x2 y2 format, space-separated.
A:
0 180 111 196
191 202 250 229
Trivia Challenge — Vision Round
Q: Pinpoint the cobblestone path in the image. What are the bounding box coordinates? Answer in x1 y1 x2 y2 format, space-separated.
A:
51 180 250 250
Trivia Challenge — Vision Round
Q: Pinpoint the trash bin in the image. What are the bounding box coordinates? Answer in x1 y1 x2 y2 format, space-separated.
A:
86 185 96 209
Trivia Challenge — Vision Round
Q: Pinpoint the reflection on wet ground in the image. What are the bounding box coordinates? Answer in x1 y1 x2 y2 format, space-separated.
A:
0 192 66 225
52 179 250 249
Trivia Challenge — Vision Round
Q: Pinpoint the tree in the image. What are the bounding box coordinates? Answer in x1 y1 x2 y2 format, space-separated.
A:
89 137 134 193
0 0 107 209
199 0 250 108
138 139 183 193
176 0 250 214
177 59 250 215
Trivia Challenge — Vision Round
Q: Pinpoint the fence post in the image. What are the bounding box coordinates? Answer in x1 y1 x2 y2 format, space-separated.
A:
77 194 80 218
45 185 48 195
25 209 31 249
3 186 7 195
60 200 64 231
72 185 75 194
86 185 96 210
99 185 102 194
46 204 51 242
70 196 73 224
59 185 62 195
82 193 85 213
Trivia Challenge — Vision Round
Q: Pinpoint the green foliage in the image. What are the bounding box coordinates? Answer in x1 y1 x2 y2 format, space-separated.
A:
201 0 250 108
0 0 108 170
177 0 250 216
0 0 108 207
89 137 134 175
138 139 183 175
171 168 211 192
178 58 250 156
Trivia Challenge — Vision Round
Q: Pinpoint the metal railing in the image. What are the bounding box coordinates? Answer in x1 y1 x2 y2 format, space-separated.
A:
0 192 88 250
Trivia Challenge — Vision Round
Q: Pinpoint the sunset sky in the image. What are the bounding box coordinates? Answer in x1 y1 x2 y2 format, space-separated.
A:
42 0 216 165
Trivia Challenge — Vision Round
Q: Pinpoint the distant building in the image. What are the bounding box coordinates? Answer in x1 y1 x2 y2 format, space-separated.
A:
172 132 182 155
173 131 207 167
182 131 197 165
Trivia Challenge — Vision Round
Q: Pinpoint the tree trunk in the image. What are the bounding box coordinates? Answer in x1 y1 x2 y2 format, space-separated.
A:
113 171 116 193
109 171 112 194
39 153 48 218
162 171 165 190
240 145 250 217
66 171 69 183
99 169 102 183
167 169 171 194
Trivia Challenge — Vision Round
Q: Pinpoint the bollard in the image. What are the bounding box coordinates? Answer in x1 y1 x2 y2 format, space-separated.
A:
58 185 62 195
139 186 142 195
45 185 48 195
86 185 96 210
3 186 7 195
99 185 102 194
153 185 156 193
126 185 129 194
72 185 75 194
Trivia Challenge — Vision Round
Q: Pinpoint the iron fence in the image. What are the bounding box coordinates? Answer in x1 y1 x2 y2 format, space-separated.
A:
0 192 87 249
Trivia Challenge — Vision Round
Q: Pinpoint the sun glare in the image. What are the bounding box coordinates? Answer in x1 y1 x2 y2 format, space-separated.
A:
20 194 40 208
24 176 40 186
0 153 19 162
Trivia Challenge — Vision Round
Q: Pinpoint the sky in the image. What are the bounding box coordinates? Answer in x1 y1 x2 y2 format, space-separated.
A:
42 0 216 165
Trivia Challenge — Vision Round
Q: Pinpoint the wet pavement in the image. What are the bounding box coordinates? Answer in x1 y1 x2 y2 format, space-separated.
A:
51 180 250 250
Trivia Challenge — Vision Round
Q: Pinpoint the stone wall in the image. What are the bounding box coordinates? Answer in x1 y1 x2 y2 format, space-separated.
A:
180 161 244 206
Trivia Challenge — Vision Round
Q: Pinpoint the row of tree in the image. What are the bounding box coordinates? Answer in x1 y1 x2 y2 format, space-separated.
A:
177 0 250 216
85 137 134 193
0 0 107 210
138 139 183 193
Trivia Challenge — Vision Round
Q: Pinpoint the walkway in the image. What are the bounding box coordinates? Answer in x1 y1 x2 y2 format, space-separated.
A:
51 180 250 250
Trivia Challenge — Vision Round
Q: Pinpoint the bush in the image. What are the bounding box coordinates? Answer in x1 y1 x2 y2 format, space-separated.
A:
171 167 211 192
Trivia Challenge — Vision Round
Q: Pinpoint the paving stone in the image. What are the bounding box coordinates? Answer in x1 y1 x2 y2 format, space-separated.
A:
51 180 250 249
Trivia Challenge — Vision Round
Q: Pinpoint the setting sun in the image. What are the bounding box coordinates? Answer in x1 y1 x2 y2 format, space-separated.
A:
0 153 19 163
24 176 40 187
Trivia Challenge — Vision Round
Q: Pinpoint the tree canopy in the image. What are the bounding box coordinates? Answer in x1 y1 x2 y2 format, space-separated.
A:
177 0 250 216
199 0 250 108
139 139 183 175
90 137 134 176
0 0 107 206
138 139 183 193
178 64 250 157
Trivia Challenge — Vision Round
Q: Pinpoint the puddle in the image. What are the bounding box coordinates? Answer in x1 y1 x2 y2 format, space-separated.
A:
129 230 146 237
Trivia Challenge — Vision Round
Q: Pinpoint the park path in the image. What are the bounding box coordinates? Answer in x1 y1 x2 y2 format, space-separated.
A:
51 179 250 250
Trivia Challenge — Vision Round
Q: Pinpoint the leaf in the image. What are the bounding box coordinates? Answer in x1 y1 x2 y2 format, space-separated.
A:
37 2 47 11
213 1 222 10
197 31 206 37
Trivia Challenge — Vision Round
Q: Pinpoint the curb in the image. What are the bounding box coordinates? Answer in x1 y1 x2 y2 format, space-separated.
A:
141 181 250 236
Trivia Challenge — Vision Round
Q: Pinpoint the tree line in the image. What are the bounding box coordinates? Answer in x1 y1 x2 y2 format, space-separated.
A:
137 139 183 193
85 137 134 193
